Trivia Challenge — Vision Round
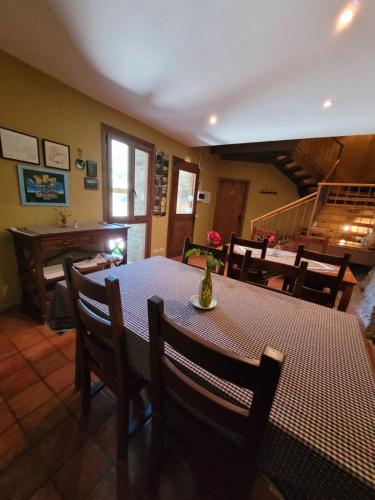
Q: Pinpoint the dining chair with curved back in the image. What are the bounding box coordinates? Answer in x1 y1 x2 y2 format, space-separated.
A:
63 257 146 459
147 294 284 499
182 236 228 275
292 245 351 308
240 249 308 298
227 232 268 280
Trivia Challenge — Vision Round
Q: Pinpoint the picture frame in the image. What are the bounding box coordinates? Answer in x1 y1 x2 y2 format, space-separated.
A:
84 177 98 190
17 164 70 206
43 139 70 171
86 160 97 178
0 127 40 164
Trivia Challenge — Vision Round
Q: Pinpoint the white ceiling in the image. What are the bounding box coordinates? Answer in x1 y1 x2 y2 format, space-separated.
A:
0 0 374 146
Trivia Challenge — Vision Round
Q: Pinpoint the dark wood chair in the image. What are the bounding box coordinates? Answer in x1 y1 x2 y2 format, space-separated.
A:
227 232 268 280
240 250 308 298
181 236 228 275
147 295 284 499
292 245 351 308
63 258 146 459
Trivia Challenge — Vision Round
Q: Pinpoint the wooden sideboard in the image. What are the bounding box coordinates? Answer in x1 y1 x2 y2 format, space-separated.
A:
8 223 129 323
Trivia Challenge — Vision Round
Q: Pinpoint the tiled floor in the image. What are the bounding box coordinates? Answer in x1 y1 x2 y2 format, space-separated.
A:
0 308 278 500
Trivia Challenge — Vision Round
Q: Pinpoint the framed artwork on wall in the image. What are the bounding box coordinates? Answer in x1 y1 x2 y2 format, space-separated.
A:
17 164 70 206
86 160 97 178
84 177 98 190
43 139 70 170
0 127 40 164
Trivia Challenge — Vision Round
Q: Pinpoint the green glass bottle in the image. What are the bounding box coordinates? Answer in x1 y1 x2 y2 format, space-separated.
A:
199 263 213 307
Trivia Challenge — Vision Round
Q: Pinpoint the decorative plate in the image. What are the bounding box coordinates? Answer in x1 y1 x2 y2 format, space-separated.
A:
189 295 217 310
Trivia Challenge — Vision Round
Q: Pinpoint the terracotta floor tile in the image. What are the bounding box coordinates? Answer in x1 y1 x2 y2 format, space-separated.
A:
37 324 56 339
10 330 45 351
20 396 68 444
86 466 139 500
0 353 27 381
0 402 16 434
60 341 76 361
32 350 70 378
22 340 56 363
8 381 54 419
49 331 75 348
53 438 112 499
0 338 18 362
0 365 40 400
57 382 80 410
45 362 75 394
0 423 28 472
35 416 88 474
93 414 117 461
0 449 48 500
30 480 62 500
73 390 117 434
0 314 36 334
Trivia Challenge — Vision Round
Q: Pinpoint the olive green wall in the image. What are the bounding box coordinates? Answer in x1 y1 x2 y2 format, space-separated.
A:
0 50 199 310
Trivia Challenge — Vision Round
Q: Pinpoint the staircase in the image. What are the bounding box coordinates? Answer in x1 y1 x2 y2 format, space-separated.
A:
250 181 375 265
211 137 343 196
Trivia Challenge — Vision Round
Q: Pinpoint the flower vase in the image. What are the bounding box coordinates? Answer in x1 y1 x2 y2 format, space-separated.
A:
199 264 213 307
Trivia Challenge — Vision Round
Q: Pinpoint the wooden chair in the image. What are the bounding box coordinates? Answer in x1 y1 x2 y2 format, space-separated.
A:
240 250 308 298
292 245 351 308
181 236 228 275
227 232 268 280
63 258 146 459
147 295 284 499
251 228 277 247
283 233 329 253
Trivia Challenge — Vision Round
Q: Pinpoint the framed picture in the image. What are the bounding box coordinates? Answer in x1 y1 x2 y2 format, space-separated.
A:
43 139 70 170
0 127 39 164
84 177 98 190
17 164 70 206
86 160 97 178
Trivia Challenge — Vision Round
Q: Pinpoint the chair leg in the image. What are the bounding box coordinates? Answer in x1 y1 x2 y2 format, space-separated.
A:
117 397 129 460
147 416 163 498
80 350 91 416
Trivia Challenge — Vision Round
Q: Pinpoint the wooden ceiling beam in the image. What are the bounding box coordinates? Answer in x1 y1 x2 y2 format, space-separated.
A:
210 139 299 155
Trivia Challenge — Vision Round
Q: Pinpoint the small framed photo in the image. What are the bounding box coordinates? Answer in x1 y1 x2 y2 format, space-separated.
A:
17 164 70 206
86 160 97 178
43 139 70 170
0 127 40 164
84 177 98 190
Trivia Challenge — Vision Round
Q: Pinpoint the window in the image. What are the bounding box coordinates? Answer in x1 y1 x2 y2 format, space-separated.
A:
102 125 153 261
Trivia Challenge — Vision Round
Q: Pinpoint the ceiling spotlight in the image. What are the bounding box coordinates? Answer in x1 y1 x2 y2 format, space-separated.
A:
336 1 360 32
208 115 218 125
323 99 334 109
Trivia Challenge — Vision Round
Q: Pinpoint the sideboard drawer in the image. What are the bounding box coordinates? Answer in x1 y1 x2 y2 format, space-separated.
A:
91 230 126 244
41 236 92 251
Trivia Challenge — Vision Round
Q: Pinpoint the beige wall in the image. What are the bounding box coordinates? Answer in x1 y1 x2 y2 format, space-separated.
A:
0 50 199 310
0 50 320 311
338 135 375 182
193 149 299 242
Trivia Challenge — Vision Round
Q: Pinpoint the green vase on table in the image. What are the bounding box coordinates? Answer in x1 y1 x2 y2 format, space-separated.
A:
199 264 213 307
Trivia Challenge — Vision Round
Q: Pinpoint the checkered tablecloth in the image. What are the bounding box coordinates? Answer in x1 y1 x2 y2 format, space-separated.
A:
49 256 375 499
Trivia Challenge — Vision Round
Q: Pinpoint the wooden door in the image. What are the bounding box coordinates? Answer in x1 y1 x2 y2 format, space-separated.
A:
213 178 249 243
167 158 199 257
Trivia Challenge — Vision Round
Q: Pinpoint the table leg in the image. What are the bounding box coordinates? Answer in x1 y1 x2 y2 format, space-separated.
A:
338 283 354 312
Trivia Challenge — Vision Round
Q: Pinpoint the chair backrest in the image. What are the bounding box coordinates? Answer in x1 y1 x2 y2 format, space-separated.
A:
181 236 228 275
227 233 268 280
240 250 308 298
251 228 277 247
285 234 329 253
63 258 127 391
148 295 284 491
294 245 351 308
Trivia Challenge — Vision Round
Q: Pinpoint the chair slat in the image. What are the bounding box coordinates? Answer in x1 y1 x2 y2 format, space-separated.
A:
182 236 228 275
227 233 268 280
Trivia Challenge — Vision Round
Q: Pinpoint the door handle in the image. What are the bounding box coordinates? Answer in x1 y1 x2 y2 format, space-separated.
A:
237 214 242 222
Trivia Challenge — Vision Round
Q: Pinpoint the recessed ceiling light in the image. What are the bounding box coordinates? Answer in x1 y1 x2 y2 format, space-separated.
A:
336 1 360 32
208 115 218 125
323 98 334 109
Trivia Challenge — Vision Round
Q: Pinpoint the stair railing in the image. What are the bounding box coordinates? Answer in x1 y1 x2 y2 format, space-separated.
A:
250 192 317 242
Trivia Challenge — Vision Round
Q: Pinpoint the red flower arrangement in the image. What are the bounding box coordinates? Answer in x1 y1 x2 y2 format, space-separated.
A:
207 230 222 247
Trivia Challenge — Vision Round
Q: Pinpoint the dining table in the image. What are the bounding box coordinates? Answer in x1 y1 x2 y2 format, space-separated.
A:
48 256 375 499
234 245 358 312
